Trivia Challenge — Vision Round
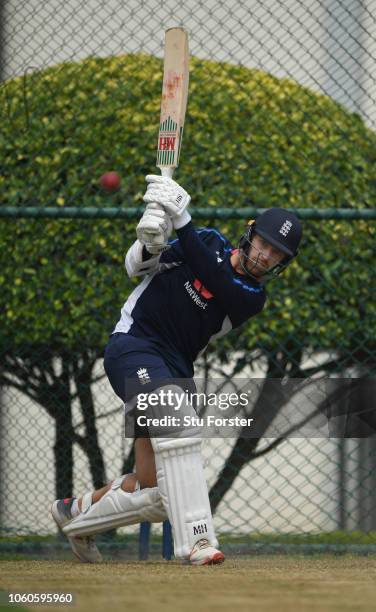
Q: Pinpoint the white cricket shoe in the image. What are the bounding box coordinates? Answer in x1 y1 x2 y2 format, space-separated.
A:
51 497 102 563
189 539 225 565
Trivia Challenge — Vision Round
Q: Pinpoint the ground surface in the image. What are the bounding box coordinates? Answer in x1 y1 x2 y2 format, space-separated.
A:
1 555 376 612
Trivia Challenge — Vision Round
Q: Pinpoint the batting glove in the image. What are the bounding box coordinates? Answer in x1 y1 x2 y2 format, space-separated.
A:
136 202 173 254
143 175 191 229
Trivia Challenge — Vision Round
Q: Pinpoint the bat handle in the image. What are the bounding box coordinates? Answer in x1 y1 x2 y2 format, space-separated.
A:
143 167 175 250
161 167 174 179
151 166 174 211
160 168 175 230
146 167 174 214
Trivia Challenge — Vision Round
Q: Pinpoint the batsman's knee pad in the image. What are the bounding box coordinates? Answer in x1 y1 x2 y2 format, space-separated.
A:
148 386 218 558
63 475 167 537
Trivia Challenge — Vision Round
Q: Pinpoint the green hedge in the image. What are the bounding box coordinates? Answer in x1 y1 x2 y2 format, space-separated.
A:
0 55 374 354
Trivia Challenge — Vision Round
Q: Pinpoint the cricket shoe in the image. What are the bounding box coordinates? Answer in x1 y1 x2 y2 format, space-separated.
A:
50 498 102 563
189 539 225 565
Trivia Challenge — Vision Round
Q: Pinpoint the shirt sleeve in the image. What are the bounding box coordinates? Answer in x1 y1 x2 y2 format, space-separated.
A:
159 238 184 265
176 221 266 326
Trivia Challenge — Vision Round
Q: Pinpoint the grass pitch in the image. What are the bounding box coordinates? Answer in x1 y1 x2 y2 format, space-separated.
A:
1 556 376 612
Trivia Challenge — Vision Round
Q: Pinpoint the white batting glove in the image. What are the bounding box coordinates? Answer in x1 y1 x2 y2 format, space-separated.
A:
143 175 192 229
136 202 173 254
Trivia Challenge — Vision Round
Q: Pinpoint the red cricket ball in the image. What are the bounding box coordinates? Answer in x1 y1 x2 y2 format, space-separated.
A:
99 171 121 193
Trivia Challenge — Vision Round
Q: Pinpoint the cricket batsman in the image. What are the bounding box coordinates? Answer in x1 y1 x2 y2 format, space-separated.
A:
51 175 302 565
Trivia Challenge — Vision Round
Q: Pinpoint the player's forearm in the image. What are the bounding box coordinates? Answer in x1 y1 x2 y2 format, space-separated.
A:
125 239 161 277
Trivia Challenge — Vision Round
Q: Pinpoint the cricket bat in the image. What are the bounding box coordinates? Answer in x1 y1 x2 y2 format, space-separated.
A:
143 28 189 248
157 27 189 179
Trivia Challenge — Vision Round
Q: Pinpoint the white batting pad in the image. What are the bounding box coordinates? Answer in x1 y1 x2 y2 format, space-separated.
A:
63 478 166 537
151 435 218 558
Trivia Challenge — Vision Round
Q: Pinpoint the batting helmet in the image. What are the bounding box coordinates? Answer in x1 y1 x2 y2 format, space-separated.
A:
239 208 302 279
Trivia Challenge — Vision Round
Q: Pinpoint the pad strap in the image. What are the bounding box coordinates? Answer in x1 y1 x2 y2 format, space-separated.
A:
81 492 93 514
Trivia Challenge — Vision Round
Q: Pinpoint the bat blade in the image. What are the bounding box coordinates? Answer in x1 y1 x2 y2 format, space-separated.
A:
157 27 189 173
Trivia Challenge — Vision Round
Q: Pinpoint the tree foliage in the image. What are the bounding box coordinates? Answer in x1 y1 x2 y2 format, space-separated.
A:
1 54 375 506
0 54 375 357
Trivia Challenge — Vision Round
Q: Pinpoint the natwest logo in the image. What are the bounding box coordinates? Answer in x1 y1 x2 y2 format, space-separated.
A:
193 279 213 299
184 281 208 310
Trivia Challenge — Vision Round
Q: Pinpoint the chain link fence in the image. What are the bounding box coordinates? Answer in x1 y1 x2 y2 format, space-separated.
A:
0 1 375 550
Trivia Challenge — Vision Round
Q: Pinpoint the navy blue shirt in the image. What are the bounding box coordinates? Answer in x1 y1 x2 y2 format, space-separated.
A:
114 221 266 376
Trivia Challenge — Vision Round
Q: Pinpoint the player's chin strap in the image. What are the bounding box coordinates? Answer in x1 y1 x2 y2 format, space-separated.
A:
238 219 291 282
